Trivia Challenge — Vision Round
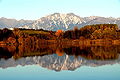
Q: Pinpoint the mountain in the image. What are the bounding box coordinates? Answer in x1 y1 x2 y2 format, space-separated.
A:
29 13 85 30
81 17 120 27
0 54 120 71
0 17 34 28
0 13 120 30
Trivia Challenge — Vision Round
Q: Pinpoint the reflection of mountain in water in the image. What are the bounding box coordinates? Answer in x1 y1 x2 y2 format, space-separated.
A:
0 54 120 71
0 44 120 71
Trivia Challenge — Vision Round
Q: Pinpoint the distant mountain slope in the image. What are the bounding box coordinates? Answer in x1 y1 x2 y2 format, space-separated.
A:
0 17 34 28
0 13 120 30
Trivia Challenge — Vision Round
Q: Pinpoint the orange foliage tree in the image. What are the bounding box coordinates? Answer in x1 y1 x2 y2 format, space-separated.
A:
55 30 63 38
7 37 16 44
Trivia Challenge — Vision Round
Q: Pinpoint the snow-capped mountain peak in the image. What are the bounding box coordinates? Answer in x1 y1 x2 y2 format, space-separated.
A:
0 13 120 30
33 13 84 30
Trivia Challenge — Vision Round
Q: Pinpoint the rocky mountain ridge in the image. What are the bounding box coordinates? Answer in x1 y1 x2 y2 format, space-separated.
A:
0 13 120 30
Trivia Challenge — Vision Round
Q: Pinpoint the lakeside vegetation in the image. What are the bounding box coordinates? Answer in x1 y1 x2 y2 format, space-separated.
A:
0 24 120 60
0 43 119 60
0 24 120 45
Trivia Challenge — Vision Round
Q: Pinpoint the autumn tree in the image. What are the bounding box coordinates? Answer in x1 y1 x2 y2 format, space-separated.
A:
72 26 80 39
0 29 3 41
63 30 72 39
18 36 24 45
13 28 21 39
79 36 85 40
1 28 14 41
7 37 16 44
55 30 63 39
91 29 103 39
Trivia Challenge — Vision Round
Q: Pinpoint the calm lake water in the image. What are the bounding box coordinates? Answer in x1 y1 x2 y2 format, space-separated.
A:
0 45 120 80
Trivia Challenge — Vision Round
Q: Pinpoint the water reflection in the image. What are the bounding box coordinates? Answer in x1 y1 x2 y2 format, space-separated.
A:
0 44 120 71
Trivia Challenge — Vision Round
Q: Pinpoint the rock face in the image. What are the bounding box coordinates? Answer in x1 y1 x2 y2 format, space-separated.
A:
0 13 120 30
0 54 120 71
31 13 85 30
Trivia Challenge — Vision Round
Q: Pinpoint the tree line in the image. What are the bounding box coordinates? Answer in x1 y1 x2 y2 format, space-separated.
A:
0 24 120 45
62 24 120 39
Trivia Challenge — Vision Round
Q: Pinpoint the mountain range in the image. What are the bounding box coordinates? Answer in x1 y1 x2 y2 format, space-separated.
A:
0 13 120 30
0 54 120 71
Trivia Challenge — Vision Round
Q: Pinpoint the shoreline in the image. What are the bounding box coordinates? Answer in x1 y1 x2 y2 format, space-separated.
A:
1 39 120 46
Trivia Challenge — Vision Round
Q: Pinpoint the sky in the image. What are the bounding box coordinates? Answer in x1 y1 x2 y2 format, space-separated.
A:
0 0 120 20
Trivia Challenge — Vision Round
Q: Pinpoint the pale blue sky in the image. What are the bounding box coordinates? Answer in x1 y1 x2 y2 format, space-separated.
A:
0 0 120 20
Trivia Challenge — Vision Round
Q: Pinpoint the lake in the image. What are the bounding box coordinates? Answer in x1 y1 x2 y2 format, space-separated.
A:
0 44 120 80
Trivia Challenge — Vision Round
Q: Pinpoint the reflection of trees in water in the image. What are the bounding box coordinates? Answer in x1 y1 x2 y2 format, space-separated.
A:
0 47 13 59
56 48 64 56
0 44 120 60
91 46 119 60
13 44 57 59
64 46 119 60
